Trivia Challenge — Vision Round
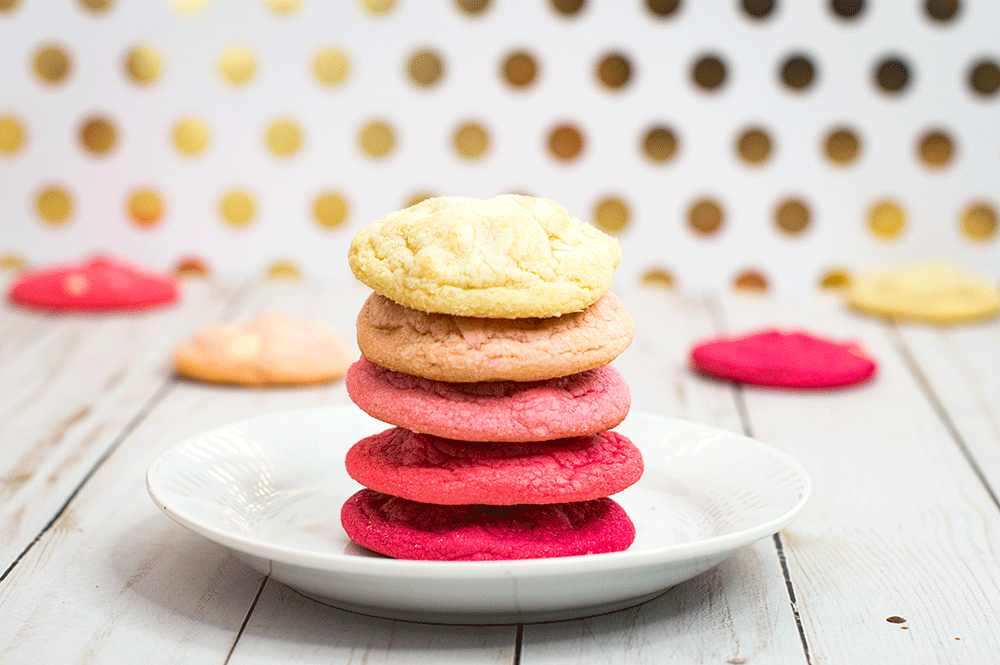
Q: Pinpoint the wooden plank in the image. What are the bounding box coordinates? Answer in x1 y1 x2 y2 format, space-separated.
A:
0 280 241 570
520 288 807 665
717 293 1000 663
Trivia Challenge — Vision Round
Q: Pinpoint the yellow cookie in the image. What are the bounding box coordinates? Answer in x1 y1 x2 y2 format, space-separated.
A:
174 311 354 386
848 261 1000 323
348 194 621 318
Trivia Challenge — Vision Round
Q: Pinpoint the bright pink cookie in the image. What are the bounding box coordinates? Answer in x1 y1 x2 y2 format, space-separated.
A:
346 358 631 442
341 489 636 561
690 329 877 388
8 254 178 312
346 427 643 505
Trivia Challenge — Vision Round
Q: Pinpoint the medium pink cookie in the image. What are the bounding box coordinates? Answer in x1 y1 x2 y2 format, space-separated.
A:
690 329 877 388
341 489 636 561
8 254 178 311
346 358 631 442
346 427 643 505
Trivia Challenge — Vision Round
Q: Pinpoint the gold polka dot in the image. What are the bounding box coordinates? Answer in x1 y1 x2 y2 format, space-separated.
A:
406 191 437 208
453 122 490 159
361 0 395 15
733 269 769 292
689 199 724 235
219 46 257 86
0 0 22 12
961 203 997 241
359 120 396 158
775 198 810 235
456 0 490 14
172 117 210 155
824 127 861 165
593 197 630 233
34 45 72 84
79 116 117 155
830 0 864 19
781 54 816 91
597 53 632 90
640 267 675 288
868 200 906 239
917 130 954 168
124 45 162 85
171 0 208 13
265 118 302 157
127 188 164 228
266 260 301 280
547 124 584 161
643 126 678 162
265 0 301 14
924 0 959 21
0 116 26 155
692 55 726 91
0 253 26 271
737 128 772 165
551 0 585 14
175 256 209 277
79 0 113 11
969 60 1000 97
313 191 349 228
220 190 256 227
874 57 910 94
820 268 853 289
408 49 444 87
37 186 73 225
742 0 775 19
313 48 350 86
502 51 538 89
646 0 680 17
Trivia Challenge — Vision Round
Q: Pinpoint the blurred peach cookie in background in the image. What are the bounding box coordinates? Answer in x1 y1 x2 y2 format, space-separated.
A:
174 311 353 386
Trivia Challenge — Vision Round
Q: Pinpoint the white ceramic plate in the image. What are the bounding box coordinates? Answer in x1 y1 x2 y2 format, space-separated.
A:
147 405 810 624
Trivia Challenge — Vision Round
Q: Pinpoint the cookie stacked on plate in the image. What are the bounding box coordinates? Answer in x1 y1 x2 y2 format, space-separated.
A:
341 195 642 561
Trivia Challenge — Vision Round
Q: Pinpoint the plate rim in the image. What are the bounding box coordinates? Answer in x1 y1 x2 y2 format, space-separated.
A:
146 405 811 579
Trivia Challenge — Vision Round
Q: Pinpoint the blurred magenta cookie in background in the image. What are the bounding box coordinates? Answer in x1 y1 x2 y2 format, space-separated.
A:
690 329 877 389
8 254 179 312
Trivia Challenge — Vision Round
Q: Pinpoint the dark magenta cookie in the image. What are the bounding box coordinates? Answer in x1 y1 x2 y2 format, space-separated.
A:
690 329 877 388
345 358 631 442
8 254 178 311
345 427 643 505
341 489 636 561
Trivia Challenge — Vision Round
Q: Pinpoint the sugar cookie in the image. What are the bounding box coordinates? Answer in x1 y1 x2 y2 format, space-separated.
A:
341 489 636 561
346 358 630 441
348 195 621 318
175 311 353 386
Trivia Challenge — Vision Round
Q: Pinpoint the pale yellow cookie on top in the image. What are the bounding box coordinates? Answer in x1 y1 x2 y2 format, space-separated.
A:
848 260 1000 323
348 195 621 318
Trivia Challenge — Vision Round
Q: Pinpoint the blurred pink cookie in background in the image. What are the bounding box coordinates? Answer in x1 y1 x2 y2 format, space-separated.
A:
690 329 877 389
8 254 178 312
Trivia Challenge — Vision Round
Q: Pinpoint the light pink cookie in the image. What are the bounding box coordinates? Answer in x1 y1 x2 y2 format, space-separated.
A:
175 311 354 386
346 358 630 441
346 427 643 505
341 489 636 561
355 292 634 382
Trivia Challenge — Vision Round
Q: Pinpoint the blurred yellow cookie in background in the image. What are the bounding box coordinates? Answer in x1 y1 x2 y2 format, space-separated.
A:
848 261 1000 323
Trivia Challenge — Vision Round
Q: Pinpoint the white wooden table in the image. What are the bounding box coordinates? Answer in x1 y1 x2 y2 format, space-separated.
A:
2 277 999 664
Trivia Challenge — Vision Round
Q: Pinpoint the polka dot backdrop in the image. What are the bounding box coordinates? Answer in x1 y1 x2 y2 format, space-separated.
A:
0 0 997 295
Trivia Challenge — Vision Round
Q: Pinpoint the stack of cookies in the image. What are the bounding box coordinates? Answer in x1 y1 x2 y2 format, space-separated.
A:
340 195 642 561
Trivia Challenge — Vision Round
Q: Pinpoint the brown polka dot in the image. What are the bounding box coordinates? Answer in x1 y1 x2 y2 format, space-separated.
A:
127 188 164 228
692 55 727 91
173 117 210 155
547 124 584 161
868 200 905 239
79 0 113 11
924 0 959 21
124 45 162 85
0 115 27 155
313 191 349 229
830 0 864 19
175 256 210 278
266 260 301 280
917 130 954 168
969 60 999 97
455 0 490 14
961 203 997 241
220 190 256 227
733 269 769 292
688 199 724 235
453 122 490 159
593 197 630 233
37 186 74 225
34 45 72 84
819 268 852 289
737 127 772 165
775 198 810 235
824 127 861 165
409 49 444 87
406 191 437 208
80 116 117 155
314 48 350 86
550 0 585 15
643 126 678 163
359 120 396 158
597 53 632 90
641 267 676 288
781 54 815 91
0 253 27 271
0 0 22 12
502 51 538 89
266 118 302 156
874 57 911 94
742 0 776 19
646 0 680 17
